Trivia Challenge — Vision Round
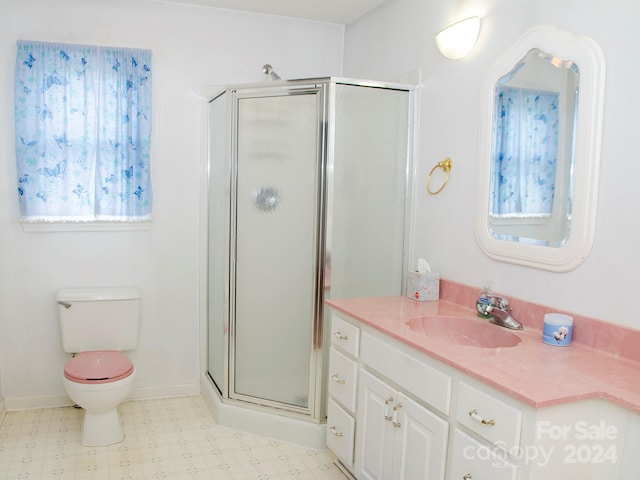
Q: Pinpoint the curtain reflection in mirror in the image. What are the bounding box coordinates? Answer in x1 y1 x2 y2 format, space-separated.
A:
491 86 559 218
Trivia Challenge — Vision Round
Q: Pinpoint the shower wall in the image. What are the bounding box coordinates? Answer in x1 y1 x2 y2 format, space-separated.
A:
329 83 411 299
207 78 412 423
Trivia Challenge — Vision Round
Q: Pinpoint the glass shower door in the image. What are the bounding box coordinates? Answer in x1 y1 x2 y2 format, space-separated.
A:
230 87 325 413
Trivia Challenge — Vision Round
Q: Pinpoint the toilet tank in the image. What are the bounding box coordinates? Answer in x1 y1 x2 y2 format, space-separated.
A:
57 287 140 353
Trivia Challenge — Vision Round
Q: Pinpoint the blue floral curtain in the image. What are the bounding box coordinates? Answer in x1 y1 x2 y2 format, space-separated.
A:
491 86 559 218
15 40 152 222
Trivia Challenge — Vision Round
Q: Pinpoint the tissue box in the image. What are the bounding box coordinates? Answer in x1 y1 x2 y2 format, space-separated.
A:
406 272 439 302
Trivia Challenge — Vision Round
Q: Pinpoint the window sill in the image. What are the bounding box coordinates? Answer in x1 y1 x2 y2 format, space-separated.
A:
20 221 151 233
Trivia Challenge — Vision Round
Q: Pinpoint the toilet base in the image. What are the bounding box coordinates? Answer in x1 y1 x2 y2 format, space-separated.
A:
80 407 123 447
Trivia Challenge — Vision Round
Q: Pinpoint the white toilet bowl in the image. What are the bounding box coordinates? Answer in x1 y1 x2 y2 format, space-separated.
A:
62 350 135 447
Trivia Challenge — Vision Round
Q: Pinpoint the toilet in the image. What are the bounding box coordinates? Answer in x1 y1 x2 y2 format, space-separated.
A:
57 287 140 447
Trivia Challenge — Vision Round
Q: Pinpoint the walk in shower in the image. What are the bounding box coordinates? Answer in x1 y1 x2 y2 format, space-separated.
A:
206 77 413 431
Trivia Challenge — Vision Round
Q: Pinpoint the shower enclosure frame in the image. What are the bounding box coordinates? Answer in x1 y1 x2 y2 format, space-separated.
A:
205 77 415 426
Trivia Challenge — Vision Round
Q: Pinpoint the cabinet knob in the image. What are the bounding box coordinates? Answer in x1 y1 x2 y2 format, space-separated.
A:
333 331 348 341
468 409 495 426
328 426 344 437
331 374 346 385
463 474 472 480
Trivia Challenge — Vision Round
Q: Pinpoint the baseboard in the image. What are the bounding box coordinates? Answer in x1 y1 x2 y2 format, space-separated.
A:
3 382 201 411
129 382 201 401
200 374 328 450
4 393 72 411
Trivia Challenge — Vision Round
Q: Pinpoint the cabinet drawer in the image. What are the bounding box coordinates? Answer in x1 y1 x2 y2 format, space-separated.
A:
330 314 360 357
361 332 452 415
328 347 358 412
449 429 517 480
327 398 356 468
456 382 522 453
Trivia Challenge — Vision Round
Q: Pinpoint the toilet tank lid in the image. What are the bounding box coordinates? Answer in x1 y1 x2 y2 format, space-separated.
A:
57 287 140 302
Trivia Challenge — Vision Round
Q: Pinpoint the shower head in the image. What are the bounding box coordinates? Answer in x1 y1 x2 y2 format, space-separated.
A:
262 64 281 81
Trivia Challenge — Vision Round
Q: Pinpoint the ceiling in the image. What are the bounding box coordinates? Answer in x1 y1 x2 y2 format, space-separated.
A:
163 0 388 24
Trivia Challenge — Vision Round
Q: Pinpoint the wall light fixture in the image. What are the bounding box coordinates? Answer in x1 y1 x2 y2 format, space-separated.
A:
435 16 482 60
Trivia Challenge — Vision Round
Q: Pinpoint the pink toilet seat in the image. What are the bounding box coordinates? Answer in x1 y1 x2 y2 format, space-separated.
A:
64 350 134 384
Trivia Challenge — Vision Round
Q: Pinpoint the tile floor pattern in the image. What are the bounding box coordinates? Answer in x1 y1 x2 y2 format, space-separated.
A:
0 396 347 480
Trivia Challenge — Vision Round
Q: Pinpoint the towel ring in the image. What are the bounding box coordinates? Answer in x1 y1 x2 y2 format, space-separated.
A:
426 157 453 195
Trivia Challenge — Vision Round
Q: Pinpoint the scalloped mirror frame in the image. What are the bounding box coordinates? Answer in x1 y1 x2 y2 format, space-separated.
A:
475 25 606 272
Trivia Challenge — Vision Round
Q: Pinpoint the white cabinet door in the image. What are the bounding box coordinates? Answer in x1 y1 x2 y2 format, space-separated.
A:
356 370 396 480
356 370 448 480
394 393 448 480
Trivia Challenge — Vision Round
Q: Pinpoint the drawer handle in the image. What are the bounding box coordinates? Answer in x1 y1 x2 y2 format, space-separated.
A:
463 475 472 480
392 403 402 428
331 374 346 385
468 409 495 426
384 397 394 420
329 426 344 437
333 331 349 341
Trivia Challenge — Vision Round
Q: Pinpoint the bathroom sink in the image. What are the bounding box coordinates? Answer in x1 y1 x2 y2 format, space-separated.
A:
406 315 522 348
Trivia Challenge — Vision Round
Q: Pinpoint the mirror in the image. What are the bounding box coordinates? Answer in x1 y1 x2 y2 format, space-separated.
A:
475 25 605 271
491 49 578 247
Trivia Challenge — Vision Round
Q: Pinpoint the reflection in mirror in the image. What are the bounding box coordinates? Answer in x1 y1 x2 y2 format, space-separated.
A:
475 25 605 271
490 49 579 247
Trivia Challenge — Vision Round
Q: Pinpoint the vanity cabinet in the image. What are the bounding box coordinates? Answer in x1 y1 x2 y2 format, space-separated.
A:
327 313 449 479
327 310 636 480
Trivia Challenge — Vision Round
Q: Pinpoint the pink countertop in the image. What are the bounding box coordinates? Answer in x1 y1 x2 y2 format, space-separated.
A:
326 296 640 413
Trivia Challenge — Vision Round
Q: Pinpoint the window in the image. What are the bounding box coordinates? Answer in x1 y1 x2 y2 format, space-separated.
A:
14 40 152 223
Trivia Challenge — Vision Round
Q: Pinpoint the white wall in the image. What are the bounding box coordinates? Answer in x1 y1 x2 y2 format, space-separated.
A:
344 0 640 329
5 0 636 410
0 0 344 406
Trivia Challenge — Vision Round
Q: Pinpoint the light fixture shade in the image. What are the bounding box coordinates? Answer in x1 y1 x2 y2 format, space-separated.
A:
435 16 481 60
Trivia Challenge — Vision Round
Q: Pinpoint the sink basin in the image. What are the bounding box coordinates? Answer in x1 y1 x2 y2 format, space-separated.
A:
407 315 522 348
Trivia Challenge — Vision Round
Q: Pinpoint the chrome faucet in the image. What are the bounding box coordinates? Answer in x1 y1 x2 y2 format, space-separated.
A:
476 294 523 330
